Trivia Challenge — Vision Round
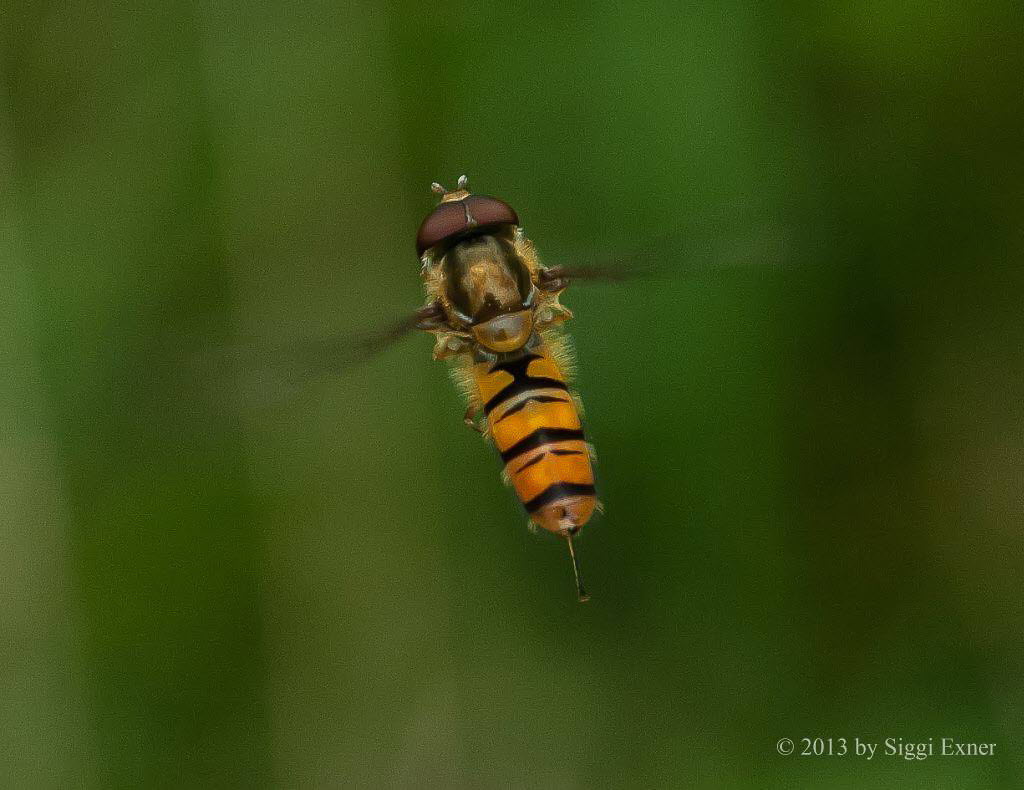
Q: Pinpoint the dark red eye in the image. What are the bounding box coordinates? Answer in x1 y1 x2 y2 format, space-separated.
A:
463 195 519 230
416 202 467 256
415 195 519 255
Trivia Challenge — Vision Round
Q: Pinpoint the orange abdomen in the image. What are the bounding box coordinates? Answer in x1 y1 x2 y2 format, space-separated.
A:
472 345 596 534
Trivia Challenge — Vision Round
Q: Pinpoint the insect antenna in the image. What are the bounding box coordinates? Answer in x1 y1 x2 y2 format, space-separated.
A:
565 533 590 603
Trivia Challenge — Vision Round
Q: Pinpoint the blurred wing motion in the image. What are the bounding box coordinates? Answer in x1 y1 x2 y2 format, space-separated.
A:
288 218 791 367
278 259 661 371
540 216 796 286
192 217 795 408
184 303 444 410
535 263 653 291
285 302 445 373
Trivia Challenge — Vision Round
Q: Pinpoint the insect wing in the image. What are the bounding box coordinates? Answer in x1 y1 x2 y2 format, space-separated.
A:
537 218 793 288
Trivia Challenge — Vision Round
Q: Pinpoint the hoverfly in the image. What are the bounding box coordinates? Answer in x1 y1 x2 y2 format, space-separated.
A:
187 175 785 602
403 175 601 601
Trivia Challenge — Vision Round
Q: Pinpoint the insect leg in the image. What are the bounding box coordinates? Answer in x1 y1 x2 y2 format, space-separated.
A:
414 301 448 331
463 402 486 434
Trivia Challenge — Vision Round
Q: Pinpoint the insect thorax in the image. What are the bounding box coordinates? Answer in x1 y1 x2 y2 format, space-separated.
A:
421 228 572 359
442 234 532 324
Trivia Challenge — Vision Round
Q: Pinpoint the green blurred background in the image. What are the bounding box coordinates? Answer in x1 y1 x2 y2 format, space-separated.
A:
3 2 1023 788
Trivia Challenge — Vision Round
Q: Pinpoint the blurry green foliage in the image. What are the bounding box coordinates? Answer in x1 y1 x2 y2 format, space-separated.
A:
2 2 1023 787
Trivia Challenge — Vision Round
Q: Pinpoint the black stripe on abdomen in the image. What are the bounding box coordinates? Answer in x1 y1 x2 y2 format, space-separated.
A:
514 448 584 475
483 353 569 416
513 453 546 475
499 427 585 463
485 378 568 415
523 482 597 514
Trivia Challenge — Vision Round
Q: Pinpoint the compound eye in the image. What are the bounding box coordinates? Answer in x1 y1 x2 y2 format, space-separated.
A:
471 310 534 353
416 202 469 255
464 195 519 229
416 195 520 255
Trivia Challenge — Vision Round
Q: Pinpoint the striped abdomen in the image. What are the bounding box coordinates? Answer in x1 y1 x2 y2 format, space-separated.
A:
472 346 596 534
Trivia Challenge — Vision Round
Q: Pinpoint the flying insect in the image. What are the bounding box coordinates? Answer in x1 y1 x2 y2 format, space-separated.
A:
407 175 598 601
187 175 787 601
